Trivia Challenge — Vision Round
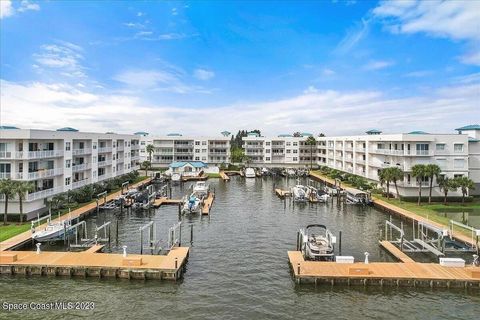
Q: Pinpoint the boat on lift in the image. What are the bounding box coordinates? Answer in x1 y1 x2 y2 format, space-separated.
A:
245 167 256 178
31 219 72 242
261 167 270 176
192 181 209 198
345 188 372 205
286 168 297 177
291 185 309 202
306 186 330 202
182 193 202 214
299 224 336 261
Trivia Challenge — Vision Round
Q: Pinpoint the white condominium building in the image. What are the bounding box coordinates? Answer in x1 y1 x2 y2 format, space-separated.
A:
139 132 231 167
243 126 480 197
0 127 141 218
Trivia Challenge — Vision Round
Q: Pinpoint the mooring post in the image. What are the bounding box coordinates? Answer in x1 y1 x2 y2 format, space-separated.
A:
63 223 67 245
122 245 127 257
175 257 178 269
190 224 193 244
179 223 182 247
116 219 119 245
296 231 299 251
120 197 123 214
339 231 342 256
36 243 41 254
178 204 181 220
297 263 300 275
140 229 143 255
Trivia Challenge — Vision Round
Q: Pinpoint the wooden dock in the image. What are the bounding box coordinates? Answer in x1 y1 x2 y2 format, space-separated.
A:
275 188 291 198
201 192 215 215
153 197 183 208
379 240 415 263
219 171 230 181
0 178 152 252
182 174 208 182
309 171 338 187
0 247 189 281
288 251 480 288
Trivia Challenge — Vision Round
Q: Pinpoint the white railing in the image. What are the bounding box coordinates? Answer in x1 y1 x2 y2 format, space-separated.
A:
27 168 64 180
72 178 90 189
131 155 140 160
0 173 12 179
0 151 24 159
117 146 124 151
98 147 112 153
27 150 64 159
98 173 111 181
132 165 140 170
98 160 112 167
27 186 64 201
72 148 92 155
131 145 140 150
72 163 91 172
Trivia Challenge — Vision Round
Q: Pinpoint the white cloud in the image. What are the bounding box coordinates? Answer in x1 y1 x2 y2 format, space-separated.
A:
363 60 395 70
373 0 480 66
17 0 40 13
2 78 478 136
0 0 14 18
322 68 336 76
137 12 144 17
171 8 178 16
303 86 318 94
33 42 86 78
403 70 432 78
334 18 370 54
193 69 215 81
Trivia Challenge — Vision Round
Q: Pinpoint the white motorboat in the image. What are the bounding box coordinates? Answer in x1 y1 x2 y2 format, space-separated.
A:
245 167 256 178
286 168 297 177
300 224 336 261
171 173 181 182
306 186 330 203
345 189 372 205
182 193 202 214
261 167 269 176
32 219 72 242
291 185 309 202
193 181 209 198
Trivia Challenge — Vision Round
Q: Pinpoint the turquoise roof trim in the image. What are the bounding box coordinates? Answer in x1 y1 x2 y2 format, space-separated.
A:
167 133 182 136
169 161 207 168
134 131 149 135
408 131 429 134
455 124 480 131
300 132 313 137
57 127 78 132
0 126 19 130
468 137 480 142
366 129 382 134
278 134 292 137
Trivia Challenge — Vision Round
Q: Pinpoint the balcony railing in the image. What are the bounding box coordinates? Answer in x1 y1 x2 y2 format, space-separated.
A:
72 148 92 156
72 163 92 172
98 147 112 153
27 168 64 180
27 150 64 159
0 173 12 179
117 145 124 151
98 160 112 167
98 173 112 181
72 178 90 189
27 186 64 201
131 145 140 150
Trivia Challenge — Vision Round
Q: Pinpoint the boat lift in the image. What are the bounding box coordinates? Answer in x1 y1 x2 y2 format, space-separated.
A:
168 221 182 250
68 220 112 249
449 220 479 254
139 221 162 254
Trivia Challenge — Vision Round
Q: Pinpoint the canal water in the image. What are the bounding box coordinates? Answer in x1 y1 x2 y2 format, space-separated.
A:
1 176 479 319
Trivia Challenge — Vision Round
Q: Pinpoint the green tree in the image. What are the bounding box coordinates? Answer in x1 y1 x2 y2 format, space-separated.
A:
454 176 475 204
305 136 317 169
425 164 442 203
378 169 392 198
437 176 458 205
411 164 427 205
13 181 35 223
146 144 155 162
0 179 16 225
388 167 404 200
141 160 151 177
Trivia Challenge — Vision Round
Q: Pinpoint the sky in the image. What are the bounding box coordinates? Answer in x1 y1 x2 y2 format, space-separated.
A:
0 0 479 136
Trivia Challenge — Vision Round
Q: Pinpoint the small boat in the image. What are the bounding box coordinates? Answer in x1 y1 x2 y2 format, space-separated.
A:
261 167 270 176
345 189 372 205
99 200 117 210
291 185 309 202
306 186 330 203
171 173 181 182
299 224 336 261
182 193 202 214
32 219 72 242
286 168 297 177
245 167 256 178
193 181 209 198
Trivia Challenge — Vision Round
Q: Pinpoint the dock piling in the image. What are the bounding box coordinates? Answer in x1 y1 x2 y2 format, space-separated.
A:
190 225 193 244
338 231 342 256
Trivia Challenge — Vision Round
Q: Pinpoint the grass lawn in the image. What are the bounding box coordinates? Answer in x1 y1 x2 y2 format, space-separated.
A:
0 176 149 243
206 173 221 178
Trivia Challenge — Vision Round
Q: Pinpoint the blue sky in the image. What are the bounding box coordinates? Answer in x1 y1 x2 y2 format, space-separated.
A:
1 0 479 136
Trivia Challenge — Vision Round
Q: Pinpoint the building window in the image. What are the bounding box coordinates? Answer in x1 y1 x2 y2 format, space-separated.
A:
293 149 298 153
202 141 207 145
293 142 298 146
266 142 270 146
65 177 70 185
65 160 71 168
141 141 145 146
286 149 291 154
93 142 97 149
265 149 270 153
293 157 297 161
195 157 200 161
436 158 447 169
436 144 445 151
202 157 206 161
454 174 463 178
286 142 291 146
266 157 270 161
93 171 97 177
454 144 464 152
416 143 429 155
195 141 200 146
65 142 71 151
202 149 207 153
454 159 465 169
195 149 200 153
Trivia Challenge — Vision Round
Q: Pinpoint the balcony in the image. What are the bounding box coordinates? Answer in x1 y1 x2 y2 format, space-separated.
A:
72 148 92 156
98 147 112 153
117 145 125 152
98 173 112 181
0 151 23 159
27 168 64 180
27 186 64 201
131 144 140 150
72 163 91 172
131 155 140 160
356 147 366 152
98 159 112 167
117 157 124 163
72 178 90 189
371 149 405 156
0 173 12 179
28 150 64 159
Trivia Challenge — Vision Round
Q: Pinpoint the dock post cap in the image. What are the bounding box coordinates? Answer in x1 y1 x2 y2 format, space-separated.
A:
36 243 41 254
122 245 128 257
364 252 369 264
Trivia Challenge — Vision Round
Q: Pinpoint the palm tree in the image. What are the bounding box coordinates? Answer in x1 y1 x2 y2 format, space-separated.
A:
378 169 392 198
0 179 16 225
411 164 427 205
146 144 155 162
305 136 317 169
141 160 151 177
13 181 35 223
389 167 404 200
437 176 457 205
454 176 475 204
425 164 441 203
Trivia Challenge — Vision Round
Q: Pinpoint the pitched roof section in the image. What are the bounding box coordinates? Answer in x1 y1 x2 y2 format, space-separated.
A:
366 129 382 134
408 131 429 134
455 124 480 131
56 127 79 132
169 161 207 168
0 126 19 130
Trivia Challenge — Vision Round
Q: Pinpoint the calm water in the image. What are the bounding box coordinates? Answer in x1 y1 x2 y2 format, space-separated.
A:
1 177 479 319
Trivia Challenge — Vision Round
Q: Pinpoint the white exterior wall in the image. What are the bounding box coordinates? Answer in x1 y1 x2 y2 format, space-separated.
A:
0 129 141 217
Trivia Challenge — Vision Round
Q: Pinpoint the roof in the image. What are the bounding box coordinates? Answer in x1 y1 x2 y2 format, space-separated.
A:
278 134 292 137
0 126 19 130
134 131 149 136
455 124 480 131
56 127 79 132
169 161 207 168
221 131 231 136
167 133 182 136
247 132 260 137
366 129 382 134
468 137 480 142
408 131 429 134
300 132 313 137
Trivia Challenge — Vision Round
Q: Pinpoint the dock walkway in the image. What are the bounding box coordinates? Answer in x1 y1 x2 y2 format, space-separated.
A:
153 197 183 207
379 241 415 263
0 247 189 281
202 192 215 215
288 251 480 288
0 178 152 252
275 189 291 198
219 171 230 181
